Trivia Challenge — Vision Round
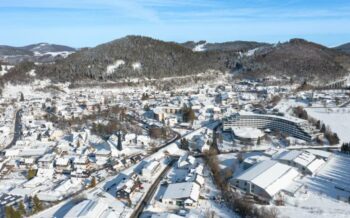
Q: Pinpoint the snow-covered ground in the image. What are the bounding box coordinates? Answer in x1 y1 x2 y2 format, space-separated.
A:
306 108 350 142
278 153 350 218
132 62 142 70
0 64 14 76
34 51 74 58
106 60 125 75
192 43 207 52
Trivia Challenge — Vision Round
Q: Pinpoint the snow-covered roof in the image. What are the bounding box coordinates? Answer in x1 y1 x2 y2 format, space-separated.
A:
162 182 200 202
235 160 299 197
232 126 264 139
151 213 183 218
64 199 108 218
232 111 307 124
56 157 70 166
277 150 313 165
275 150 325 174
306 149 332 159
38 153 56 162
142 160 160 173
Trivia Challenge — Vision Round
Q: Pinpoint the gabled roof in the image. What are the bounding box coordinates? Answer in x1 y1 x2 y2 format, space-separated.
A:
162 182 200 202
235 160 299 197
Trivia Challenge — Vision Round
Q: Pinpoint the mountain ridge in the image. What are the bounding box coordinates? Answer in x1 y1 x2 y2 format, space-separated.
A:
1 36 349 86
334 43 350 55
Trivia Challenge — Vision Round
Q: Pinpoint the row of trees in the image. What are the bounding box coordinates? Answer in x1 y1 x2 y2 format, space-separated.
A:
27 168 37 180
149 127 170 140
5 195 42 218
179 138 189 150
293 106 308 120
141 93 149 101
341 143 350 154
182 105 196 123
294 107 340 145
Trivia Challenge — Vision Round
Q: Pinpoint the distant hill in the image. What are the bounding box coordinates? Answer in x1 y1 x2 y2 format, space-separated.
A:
0 43 76 64
20 43 75 53
238 39 350 84
2 36 350 86
334 43 350 55
0 45 33 56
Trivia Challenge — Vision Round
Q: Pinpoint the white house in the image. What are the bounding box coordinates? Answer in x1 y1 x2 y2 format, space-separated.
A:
142 160 160 181
161 182 200 208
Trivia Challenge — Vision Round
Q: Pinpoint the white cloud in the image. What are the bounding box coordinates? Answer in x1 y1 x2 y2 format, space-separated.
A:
1 0 160 22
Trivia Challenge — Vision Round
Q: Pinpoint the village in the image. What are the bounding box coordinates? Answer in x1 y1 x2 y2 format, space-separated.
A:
0 76 349 218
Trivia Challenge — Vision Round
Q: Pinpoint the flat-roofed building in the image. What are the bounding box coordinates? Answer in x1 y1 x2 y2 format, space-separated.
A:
275 150 326 175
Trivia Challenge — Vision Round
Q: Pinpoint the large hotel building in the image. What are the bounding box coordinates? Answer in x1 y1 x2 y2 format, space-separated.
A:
223 112 313 142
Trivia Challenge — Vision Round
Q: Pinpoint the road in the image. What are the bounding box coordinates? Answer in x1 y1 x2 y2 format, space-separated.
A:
1 109 22 153
130 158 177 218
212 122 222 154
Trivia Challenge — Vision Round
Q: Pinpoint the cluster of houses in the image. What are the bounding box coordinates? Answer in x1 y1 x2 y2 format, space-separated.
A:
159 153 205 208
0 104 16 148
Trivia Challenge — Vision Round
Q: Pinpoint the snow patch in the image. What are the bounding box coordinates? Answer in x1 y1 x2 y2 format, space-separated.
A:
0 65 14 76
106 60 125 75
34 51 74 58
27 69 36 77
44 51 73 58
193 43 207 52
239 47 260 57
132 62 142 70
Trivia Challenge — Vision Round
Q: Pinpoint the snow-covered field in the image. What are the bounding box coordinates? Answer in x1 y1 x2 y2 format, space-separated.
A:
306 108 350 142
0 64 14 76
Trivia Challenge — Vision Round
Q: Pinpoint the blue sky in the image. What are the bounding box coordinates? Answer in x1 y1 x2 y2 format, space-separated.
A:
0 0 349 47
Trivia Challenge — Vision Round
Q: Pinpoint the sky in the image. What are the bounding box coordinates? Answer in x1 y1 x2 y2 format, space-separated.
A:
0 0 349 47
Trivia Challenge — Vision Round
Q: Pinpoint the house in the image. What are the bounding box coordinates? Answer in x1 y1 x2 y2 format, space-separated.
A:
115 175 141 204
38 153 55 168
177 153 197 169
161 182 200 207
142 160 160 181
73 156 89 171
55 157 72 174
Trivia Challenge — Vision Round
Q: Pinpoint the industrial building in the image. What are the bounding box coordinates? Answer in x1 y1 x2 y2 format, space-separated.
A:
232 160 301 200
